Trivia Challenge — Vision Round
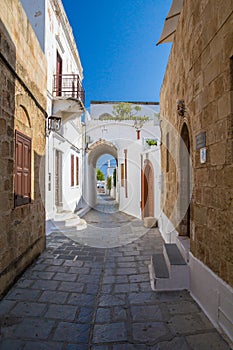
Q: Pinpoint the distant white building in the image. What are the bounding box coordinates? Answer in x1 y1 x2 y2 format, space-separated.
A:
86 101 161 220
21 0 86 223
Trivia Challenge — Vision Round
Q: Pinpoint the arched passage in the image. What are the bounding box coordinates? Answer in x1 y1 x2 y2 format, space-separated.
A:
86 140 118 207
179 123 191 237
141 160 154 218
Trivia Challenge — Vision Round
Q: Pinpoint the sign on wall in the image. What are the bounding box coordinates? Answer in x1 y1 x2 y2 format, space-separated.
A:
196 132 206 150
200 147 207 164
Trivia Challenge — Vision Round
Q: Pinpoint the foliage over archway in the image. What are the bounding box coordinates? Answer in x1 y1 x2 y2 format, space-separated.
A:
113 102 149 121
98 103 150 122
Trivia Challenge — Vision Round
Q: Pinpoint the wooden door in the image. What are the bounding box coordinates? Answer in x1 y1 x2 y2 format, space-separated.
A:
179 123 191 237
15 130 31 206
56 51 62 96
142 160 154 218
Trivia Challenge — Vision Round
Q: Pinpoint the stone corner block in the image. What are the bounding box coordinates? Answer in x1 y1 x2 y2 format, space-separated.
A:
143 217 157 228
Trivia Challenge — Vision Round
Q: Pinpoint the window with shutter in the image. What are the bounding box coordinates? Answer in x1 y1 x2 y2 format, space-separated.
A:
121 163 125 187
71 154 74 186
14 130 31 207
76 156 79 186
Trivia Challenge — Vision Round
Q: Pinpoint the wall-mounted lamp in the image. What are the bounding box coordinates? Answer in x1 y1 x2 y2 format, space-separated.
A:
177 100 185 117
47 115 62 132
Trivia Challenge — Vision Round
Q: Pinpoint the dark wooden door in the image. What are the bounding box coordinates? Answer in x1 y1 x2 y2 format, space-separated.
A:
15 131 31 206
56 51 62 96
179 123 191 237
147 167 154 217
142 161 154 218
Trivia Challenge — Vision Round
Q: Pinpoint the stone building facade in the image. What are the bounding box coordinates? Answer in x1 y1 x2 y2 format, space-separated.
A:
159 0 233 341
160 0 233 338
0 0 47 297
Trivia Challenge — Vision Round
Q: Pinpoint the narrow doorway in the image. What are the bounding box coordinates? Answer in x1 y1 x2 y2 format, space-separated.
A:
179 123 191 237
142 160 154 218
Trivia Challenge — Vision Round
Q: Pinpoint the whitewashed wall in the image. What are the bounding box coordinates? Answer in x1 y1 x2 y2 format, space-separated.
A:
22 0 84 221
86 102 161 219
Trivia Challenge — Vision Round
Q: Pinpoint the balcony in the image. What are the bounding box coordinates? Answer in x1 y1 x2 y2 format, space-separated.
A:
53 74 85 102
52 74 85 120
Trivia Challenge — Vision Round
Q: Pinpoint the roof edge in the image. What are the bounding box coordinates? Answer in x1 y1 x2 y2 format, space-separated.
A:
90 101 160 105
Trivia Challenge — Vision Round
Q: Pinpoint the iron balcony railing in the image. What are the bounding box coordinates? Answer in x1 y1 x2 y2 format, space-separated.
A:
53 74 85 105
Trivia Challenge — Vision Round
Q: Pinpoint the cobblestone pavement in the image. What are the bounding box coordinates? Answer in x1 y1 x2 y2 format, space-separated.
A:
0 196 231 349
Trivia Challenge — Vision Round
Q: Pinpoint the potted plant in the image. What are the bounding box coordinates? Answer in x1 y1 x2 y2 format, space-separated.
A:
146 139 157 147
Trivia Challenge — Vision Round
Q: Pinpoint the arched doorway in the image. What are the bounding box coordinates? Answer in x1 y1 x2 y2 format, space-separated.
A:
96 154 117 195
86 140 118 207
179 123 191 237
141 160 154 218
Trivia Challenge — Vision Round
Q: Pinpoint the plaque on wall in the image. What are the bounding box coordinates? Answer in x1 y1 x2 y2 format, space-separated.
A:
196 132 206 150
200 147 207 164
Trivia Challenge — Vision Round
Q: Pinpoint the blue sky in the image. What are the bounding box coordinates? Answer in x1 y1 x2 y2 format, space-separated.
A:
97 157 117 179
62 0 172 109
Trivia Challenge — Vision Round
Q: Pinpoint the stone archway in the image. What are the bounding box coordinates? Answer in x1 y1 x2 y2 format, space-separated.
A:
86 140 118 207
141 160 154 219
179 123 191 237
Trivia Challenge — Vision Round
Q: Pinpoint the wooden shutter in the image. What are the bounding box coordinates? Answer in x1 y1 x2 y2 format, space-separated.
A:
15 130 31 207
76 156 79 186
71 154 74 186
124 149 128 198
55 150 63 206
121 163 125 187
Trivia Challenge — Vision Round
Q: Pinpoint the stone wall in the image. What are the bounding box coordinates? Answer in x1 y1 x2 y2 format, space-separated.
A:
0 0 47 297
160 0 233 286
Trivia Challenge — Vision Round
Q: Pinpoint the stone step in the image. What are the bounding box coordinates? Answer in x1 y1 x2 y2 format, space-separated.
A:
149 243 189 291
163 243 187 266
143 216 157 228
151 254 169 278
65 215 81 227
54 211 74 221
149 256 175 290
51 222 87 233
52 215 87 232
75 218 87 231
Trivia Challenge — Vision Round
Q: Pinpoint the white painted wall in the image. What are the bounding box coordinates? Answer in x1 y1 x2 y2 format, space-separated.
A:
118 140 142 218
86 102 161 219
22 0 85 221
190 254 233 342
158 212 178 244
47 120 83 216
86 163 97 208
45 1 84 219
44 0 83 96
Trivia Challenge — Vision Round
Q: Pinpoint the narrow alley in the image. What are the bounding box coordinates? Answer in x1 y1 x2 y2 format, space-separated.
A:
1 0 233 348
0 196 231 349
